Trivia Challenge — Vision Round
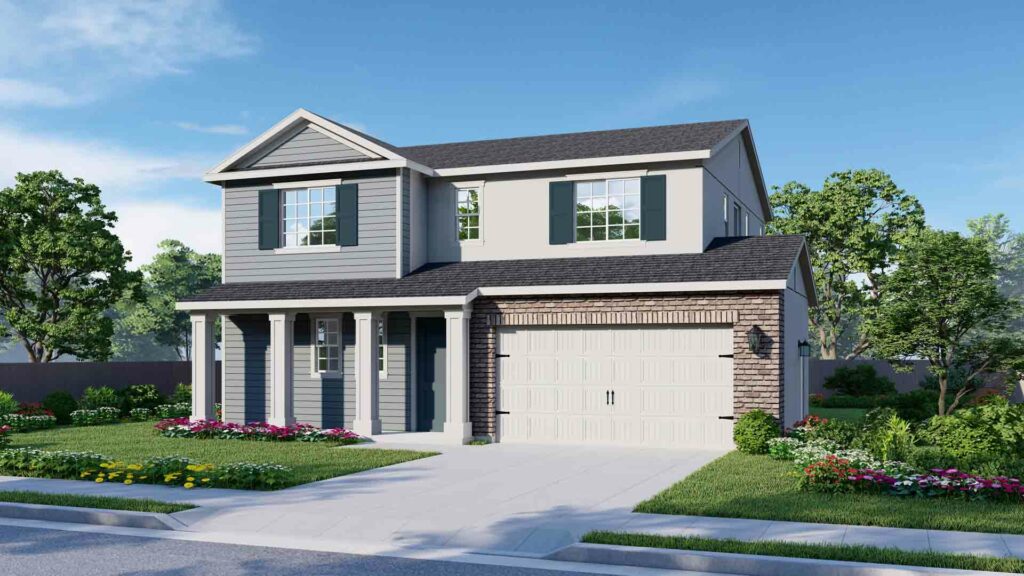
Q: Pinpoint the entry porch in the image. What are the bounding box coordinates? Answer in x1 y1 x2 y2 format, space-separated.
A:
188 306 474 444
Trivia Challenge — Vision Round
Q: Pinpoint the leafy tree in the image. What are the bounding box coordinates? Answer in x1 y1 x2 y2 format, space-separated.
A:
867 228 1023 415
0 171 140 362
968 214 1024 324
118 239 220 360
769 169 925 359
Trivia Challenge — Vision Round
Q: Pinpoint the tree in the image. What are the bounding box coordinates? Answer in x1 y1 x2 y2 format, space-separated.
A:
0 171 141 362
769 169 925 359
968 214 1024 322
118 239 220 360
867 228 1022 415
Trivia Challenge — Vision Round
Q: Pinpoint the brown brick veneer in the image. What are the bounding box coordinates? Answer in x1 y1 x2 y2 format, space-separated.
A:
469 292 785 437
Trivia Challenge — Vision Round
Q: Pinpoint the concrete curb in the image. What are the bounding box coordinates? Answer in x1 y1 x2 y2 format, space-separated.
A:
546 543 1010 576
0 502 186 531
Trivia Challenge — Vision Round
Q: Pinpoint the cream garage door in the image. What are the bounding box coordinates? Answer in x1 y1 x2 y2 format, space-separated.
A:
496 324 734 448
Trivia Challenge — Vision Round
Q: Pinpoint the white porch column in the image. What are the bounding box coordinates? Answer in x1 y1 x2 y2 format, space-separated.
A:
190 313 217 422
444 307 473 443
353 311 382 436
268 312 296 426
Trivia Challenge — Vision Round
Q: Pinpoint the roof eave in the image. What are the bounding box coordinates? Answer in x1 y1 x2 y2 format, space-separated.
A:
432 150 711 177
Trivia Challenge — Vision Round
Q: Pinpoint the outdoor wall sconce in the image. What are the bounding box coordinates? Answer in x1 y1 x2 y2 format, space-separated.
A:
746 326 764 353
798 339 811 358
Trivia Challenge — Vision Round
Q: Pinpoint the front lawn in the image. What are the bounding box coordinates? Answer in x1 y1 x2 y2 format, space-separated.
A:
809 407 868 422
7 422 436 487
635 451 1024 534
582 532 1024 574
0 490 194 513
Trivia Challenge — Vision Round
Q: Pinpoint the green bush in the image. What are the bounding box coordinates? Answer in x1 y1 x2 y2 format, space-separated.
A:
806 419 859 447
128 408 153 421
155 403 191 418
170 383 191 405
892 389 939 422
919 399 1024 460
0 391 18 416
70 408 120 426
874 413 916 462
820 394 891 409
79 386 119 410
118 384 165 414
0 413 57 431
908 445 950 471
824 365 897 397
733 410 779 454
42 391 77 425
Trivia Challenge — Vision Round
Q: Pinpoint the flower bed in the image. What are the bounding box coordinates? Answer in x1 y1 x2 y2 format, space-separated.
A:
155 418 361 444
154 403 191 418
0 413 58 432
71 407 120 426
0 447 291 490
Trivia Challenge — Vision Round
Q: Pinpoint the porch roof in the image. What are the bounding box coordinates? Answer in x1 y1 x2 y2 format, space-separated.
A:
180 236 808 307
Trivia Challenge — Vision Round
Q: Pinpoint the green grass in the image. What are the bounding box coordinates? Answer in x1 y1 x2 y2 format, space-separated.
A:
635 451 1024 534
809 407 869 422
0 490 194 513
8 422 436 487
582 532 1024 573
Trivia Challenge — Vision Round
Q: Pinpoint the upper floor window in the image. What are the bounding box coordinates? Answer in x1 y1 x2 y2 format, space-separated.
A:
456 188 480 241
283 187 336 247
733 203 742 236
575 178 640 242
314 318 340 373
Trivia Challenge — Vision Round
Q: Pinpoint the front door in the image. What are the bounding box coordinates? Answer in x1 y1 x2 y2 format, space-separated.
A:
415 317 446 432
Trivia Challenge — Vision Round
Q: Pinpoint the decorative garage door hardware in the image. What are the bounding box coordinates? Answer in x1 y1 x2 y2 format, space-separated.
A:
605 390 616 405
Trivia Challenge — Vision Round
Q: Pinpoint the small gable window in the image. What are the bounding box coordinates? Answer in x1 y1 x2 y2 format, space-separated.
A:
733 202 742 236
283 187 336 247
575 178 640 242
456 188 480 241
722 195 729 235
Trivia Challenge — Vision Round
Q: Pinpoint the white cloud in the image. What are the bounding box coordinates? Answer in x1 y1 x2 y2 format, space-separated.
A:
0 0 257 107
175 122 248 136
0 124 222 266
0 78 83 108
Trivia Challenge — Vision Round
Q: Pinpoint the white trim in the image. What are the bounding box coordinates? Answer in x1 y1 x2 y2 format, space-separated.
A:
409 314 417 432
273 178 342 189
454 183 483 244
560 168 649 181
177 279 790 312
450 179 485 188
433 150 710 177
205 159 413 182
177 296 473 312
310 315 342 378
273 245 342 255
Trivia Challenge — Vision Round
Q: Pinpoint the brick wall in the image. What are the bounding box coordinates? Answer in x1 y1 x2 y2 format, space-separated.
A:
469 292 785 436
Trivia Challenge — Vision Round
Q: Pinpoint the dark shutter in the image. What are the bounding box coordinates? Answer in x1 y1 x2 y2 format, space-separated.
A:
548 181 575 245
640 175 666 241
258 189 279 250
336 183 359 246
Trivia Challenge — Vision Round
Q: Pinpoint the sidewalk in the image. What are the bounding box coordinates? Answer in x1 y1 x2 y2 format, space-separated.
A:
616 513 1024 558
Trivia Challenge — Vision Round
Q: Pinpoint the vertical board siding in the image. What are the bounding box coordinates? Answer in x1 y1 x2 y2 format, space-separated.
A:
222 312 411 431
248 126 369 168
224 174 397 281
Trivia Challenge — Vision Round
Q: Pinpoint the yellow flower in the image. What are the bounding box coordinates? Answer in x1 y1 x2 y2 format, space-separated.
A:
99 463 111 469
80 472 91 477
183 482 195 489
200 478 210 483
95 478 104 483
138 475 147 480
127 464 142 471
123 480 133 485
186 477 194 482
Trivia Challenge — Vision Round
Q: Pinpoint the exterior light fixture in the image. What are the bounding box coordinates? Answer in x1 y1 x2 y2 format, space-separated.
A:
798 339 811 358
746 326 763 353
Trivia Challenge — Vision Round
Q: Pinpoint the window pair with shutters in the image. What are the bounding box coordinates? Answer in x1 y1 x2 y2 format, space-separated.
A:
257 184 359 250
548 175 666 245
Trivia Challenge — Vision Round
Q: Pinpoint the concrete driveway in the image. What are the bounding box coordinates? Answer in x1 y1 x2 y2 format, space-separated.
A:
173 442 723 555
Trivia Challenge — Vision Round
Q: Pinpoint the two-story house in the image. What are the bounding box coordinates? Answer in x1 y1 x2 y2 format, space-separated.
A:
178 109 813 448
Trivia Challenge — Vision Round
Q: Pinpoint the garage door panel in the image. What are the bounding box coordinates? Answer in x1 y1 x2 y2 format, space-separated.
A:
497 325 734 449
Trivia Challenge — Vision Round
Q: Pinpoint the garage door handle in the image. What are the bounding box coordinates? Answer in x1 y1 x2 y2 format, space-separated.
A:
495 410 510 415
606 390 610 405
719 354 734 358
718 415 734 420
611 390 615 405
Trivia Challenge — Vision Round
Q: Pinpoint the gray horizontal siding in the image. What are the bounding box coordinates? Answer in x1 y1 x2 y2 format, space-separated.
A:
221 312 410 432
248 126 369 168
223 174 398 282
401 168 411 276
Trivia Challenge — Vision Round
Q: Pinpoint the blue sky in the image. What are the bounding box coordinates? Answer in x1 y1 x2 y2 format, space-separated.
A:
0 0 1021 264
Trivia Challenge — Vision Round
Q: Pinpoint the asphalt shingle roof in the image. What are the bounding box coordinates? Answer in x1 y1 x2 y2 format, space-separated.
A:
182 235 804 303
391 120 746 169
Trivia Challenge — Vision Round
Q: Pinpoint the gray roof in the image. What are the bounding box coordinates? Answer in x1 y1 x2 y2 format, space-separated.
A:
182 235 804 303
391 120 746 169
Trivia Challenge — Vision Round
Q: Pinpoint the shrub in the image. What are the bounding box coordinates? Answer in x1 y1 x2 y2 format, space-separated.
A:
767 437 803 460
70 408 120 426
0 425 11 448
919 399 1024 460
808 393 824 407
16 403 53 417
0 413 57 431
806 418 860 447
0 448 292 490
873 413 916 462
0 391 18 416
820 394 892 409
42 391 77 425
129 408 153 421
892 389 939 422
824 365 897 397
908 445 950 472
80 386 119 410
155 403 191 418
733 410 779 454
154 418 361 444
800 455 858 493
118 384 165 414
170 383 191 405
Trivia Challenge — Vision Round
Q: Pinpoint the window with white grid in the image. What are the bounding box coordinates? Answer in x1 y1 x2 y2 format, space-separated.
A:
283 187 337 247
575 178 641 242
314 318 339 373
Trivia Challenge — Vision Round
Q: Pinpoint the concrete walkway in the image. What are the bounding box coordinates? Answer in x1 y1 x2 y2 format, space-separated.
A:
616 513 1024 558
